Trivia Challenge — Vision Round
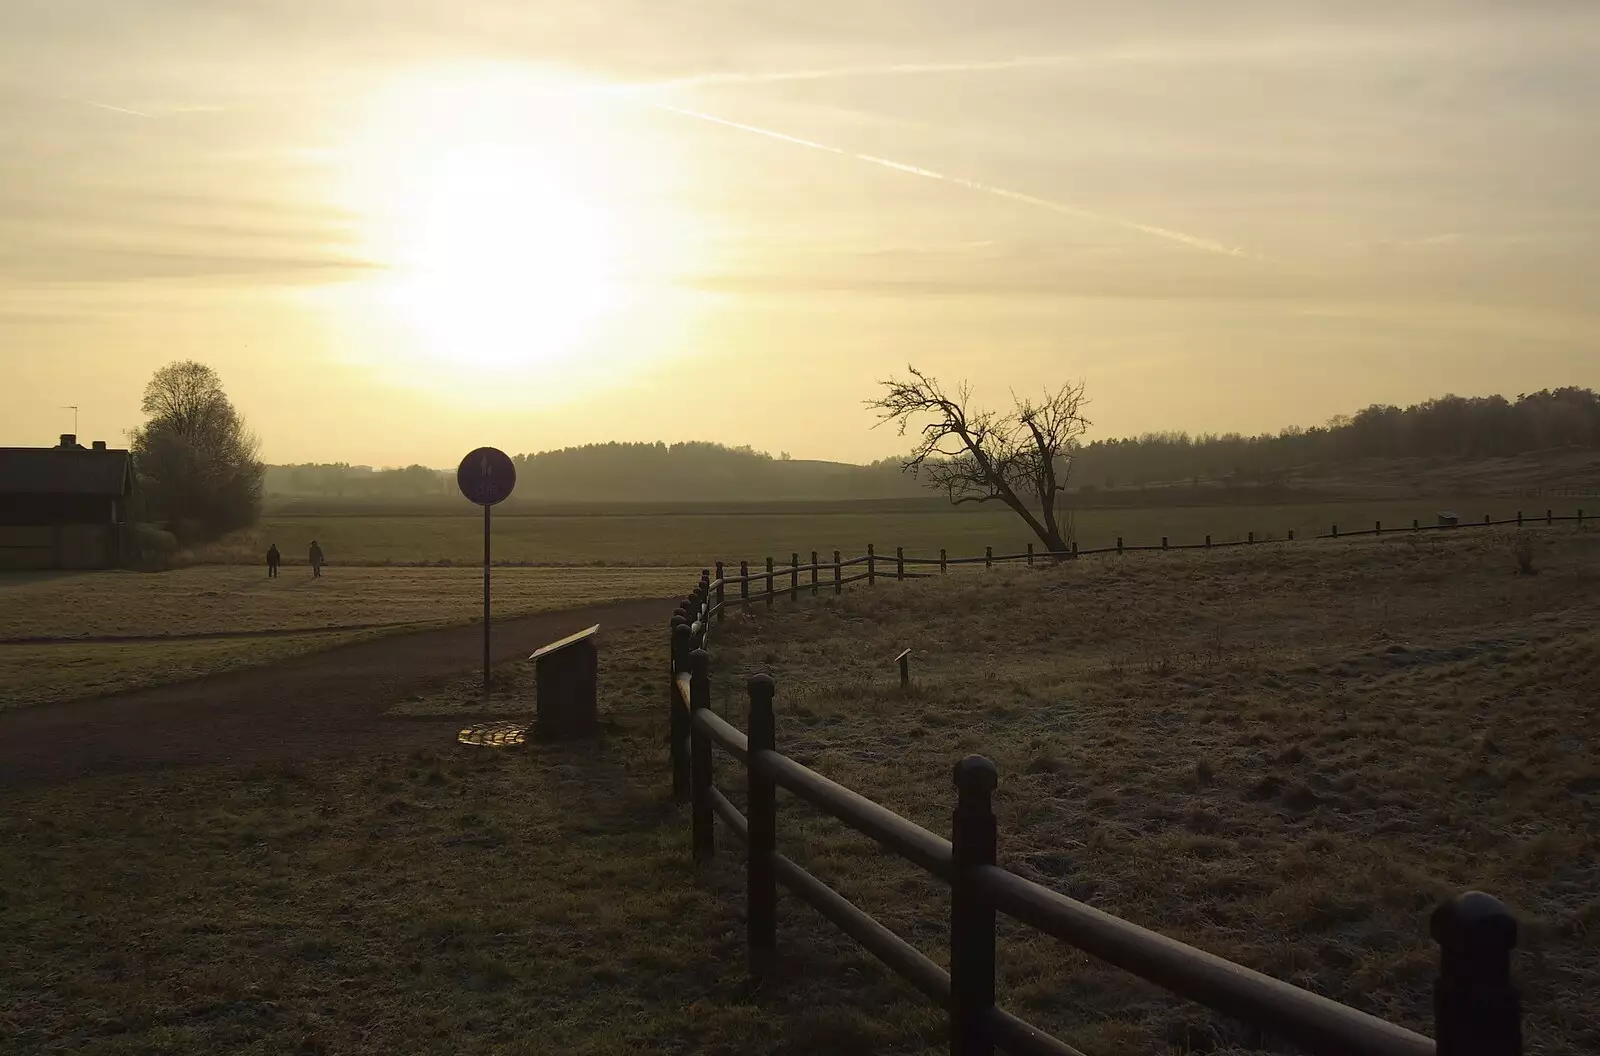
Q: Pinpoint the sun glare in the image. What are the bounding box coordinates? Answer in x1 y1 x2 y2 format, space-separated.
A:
331 63 693 388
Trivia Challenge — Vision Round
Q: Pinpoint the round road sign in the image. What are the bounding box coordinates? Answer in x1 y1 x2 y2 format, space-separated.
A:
457 447 517 506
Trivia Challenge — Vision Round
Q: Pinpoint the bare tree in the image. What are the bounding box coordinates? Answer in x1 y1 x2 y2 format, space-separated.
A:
869 366 1090 554
131 361 264 543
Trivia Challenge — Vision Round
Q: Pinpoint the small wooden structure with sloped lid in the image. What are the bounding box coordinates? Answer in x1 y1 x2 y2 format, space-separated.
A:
530 624 599 740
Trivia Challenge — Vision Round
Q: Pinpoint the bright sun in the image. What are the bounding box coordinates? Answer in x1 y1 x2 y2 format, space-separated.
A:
334 63 683 383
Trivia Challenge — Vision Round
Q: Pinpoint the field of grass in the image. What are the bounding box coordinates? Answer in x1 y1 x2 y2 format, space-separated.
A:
217 496 1571 567
5 526 1595 1053
0 566 690 710
0 633 376 712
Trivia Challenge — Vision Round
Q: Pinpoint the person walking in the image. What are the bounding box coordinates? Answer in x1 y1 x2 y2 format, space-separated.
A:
309 540 325 579
266 543 281 578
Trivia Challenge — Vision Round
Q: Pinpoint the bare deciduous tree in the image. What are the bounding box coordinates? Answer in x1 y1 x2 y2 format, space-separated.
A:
869 366 1090 554
131 361 264 543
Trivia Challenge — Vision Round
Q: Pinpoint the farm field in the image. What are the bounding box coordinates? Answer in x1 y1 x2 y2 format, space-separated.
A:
227 496 1567 567
0 566 689 710
6 528 1589 1052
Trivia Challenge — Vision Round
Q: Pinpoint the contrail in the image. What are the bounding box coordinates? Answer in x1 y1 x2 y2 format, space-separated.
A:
81 100 152 118
633 53 1144 91
646 101 1250 258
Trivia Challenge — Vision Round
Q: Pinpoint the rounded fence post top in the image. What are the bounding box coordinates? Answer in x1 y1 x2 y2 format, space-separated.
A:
1431 891 1517 949
689 646 712 666
670 612 688 627
673 622 692 639
953 754 999 796
747 672 777 697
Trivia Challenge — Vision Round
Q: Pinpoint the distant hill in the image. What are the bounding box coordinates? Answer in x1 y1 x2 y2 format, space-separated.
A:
265 387 1600 509
265 444 926 506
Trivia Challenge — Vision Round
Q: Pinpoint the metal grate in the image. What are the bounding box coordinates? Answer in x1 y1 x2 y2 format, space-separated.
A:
457 721 528 748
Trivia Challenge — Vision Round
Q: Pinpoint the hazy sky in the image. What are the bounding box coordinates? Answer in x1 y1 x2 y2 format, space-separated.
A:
3 1 1598 466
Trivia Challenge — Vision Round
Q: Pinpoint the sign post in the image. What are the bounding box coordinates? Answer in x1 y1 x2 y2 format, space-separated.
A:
457 447 517 698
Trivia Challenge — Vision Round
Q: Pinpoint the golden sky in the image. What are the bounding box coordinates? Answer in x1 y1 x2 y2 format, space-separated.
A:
3 2 1598 466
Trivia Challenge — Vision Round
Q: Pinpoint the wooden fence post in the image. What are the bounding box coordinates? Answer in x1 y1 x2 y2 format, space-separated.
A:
715 562 725 623
740 560 750 611
1116 536 1123 554
1248 531 1254 544
1546 509 1552 526
1027 543 1034 566
690 647 714 863
1375 521 1381 535
868 544 876 585
950 756 999 1056
811 551 819 596
747 673 778 971
1516 510 1523 526
985 546 993 570
897 546 905 581
1333 525 1339 537
790 553 799 602
1289 529 1295 541
898 649 911 689
1484 514 1491 525
1432 891 1520 1056
1162 536 1168 550
670 620 691 803
940 548 948 574
833 551 842 594
766 557 774 610
1580 509 1585 524
1072 540 1078 559
1414 519 1420 531
1205 534 1211 549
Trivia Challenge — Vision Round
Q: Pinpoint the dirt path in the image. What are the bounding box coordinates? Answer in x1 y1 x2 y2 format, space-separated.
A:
0 598 674 791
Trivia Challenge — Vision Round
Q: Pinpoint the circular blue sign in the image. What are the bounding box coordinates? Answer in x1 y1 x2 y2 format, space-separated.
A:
457 447 517 506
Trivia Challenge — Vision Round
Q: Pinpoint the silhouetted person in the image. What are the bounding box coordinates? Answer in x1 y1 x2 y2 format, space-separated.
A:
266 543 281 578
309 540 325 578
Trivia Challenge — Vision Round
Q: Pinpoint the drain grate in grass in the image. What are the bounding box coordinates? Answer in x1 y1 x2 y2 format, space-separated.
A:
457 721 528 747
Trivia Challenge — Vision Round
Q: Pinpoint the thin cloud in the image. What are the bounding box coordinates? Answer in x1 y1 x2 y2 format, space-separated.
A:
633 54 1124 91
646 101 1253 259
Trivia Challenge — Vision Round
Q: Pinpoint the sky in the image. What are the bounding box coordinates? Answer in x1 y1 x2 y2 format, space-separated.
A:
2 1 1598 467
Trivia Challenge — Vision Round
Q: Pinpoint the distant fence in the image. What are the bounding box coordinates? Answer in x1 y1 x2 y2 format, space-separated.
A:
665 549 1529 1055
696 508 1588 603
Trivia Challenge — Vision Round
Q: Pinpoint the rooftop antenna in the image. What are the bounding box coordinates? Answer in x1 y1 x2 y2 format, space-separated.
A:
61 405 79 435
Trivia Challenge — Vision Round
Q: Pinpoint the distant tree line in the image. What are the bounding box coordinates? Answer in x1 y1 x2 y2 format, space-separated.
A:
506 442 917 502
261 387 1599 505
265 463 452 498
1072 388 1600 489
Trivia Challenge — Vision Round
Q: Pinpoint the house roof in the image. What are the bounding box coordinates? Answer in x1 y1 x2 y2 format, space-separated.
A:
0 447 134 497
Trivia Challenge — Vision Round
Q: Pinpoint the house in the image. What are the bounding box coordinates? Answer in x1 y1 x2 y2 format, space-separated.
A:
0 435 135 570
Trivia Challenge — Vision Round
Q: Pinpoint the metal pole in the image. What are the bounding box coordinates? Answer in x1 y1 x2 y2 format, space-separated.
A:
482 503 491 697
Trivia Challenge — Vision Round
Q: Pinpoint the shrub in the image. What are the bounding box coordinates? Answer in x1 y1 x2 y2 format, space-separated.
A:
1511 531 1538 575
130 523 178 570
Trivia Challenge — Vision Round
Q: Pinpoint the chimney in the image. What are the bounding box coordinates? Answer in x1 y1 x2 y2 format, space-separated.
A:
59 434 77 448
92 440 107 451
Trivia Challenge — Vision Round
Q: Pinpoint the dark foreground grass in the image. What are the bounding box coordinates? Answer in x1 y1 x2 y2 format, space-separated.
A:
705 526 1600 1054
4 528 1597 1054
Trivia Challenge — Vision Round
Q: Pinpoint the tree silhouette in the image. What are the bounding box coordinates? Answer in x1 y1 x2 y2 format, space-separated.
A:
131 361 263 542
869 366 1090 553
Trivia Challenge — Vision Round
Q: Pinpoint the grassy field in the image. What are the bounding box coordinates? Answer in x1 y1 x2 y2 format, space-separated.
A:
214 496 1571 567
6 527 1592 1053
0 566 690 710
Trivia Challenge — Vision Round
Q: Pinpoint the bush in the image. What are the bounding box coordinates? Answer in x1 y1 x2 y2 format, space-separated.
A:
131 523 178 570
1511 531 1538 575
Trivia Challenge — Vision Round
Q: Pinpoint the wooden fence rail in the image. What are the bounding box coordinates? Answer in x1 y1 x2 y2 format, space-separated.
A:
667 553 1527 1056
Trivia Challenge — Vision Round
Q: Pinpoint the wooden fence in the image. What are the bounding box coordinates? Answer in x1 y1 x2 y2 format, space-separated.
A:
666 559 1526 1056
